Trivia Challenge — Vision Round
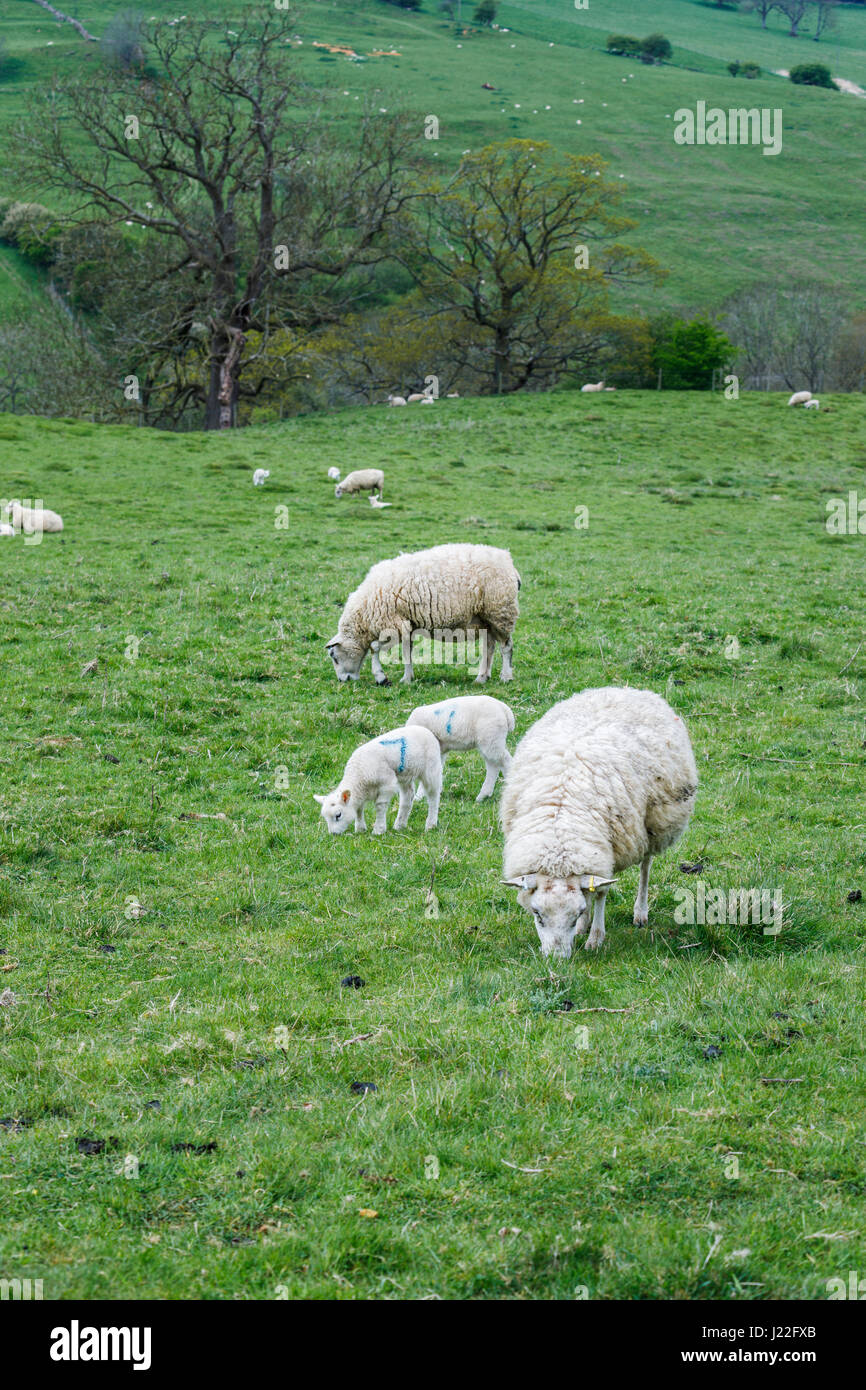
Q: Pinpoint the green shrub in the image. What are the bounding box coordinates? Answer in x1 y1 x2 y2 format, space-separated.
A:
0 201 61 267
641 33 672 64
650 315 734 391
742 62 761 79
727 60 741 76
789 63 835 90
606 34 642 57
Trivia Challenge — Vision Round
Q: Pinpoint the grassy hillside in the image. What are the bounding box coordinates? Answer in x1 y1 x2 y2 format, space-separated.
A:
1 390 865 1298
1 0 865 322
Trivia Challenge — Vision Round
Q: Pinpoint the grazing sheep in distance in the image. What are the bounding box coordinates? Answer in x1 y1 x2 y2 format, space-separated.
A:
387 393 407 406
408 694 514 801
6 502 63 534
326 542 521 687
327 467 341 481
804 398 820 409
581 381 605 393
788 391 812 406
314 725 442 834
253 469 270 486
334 468 384 500
501 687 698 957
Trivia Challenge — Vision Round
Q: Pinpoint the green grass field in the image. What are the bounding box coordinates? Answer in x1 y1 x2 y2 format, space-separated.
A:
1 0 866 319
1 390 865 1299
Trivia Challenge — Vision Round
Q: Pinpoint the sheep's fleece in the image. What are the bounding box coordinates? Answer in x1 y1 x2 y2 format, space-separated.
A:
314 724 442 835
407 694 514 801
327 543 520 685
501 687 697 956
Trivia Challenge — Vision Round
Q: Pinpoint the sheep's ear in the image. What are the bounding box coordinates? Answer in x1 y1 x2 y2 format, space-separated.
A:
340 788 351 803
326 636 340 652
578 875 616 892
313 794 326 805
502 875 537 891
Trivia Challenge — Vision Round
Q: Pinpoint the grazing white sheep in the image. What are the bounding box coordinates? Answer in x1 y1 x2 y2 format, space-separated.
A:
788 391 812 406
407 694 515 801
804 398 820 409
7 502 63 534
387 394 407 406
253 468 270 486
327 467 341 481
334 468 384 500
581 381 605 393
326 542 521 687
314 725 442 834
501 687 698 957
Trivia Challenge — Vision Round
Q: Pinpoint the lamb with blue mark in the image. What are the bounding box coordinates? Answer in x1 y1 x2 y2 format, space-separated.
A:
407 694 515 802
314 725 442 835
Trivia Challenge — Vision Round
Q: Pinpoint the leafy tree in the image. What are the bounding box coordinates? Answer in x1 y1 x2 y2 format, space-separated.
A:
11 13 417 429
651 316 733 390
641 34 673 64
606 35 642 57
398 140 665 394
474 0 498 25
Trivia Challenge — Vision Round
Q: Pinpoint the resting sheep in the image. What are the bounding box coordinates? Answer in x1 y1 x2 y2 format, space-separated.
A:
326 542 520 687
6 502 63 534
407 694 514 801
581 381 605 393
387 394 407 407
334 468 384 500
788 391 812 406
501 687 698 957
314 725 442 834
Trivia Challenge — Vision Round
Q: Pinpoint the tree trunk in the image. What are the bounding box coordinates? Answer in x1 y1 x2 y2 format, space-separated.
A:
206 325 245 430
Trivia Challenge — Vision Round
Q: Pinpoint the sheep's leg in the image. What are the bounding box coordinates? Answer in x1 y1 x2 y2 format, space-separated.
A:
371 792 392 835
633 855 652 927
370 648 391 687
422 776 441 831
499 635 514 682
475 757 501 802
400 629 414 685
415 751 445 801
474 630 495 684
586 889 608 950
393 781 414 831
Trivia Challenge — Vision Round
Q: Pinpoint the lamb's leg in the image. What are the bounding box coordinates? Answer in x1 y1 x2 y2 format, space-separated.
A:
415 752 444 801
474 630 495 684
422 758 441 830
633 854 652 927
370 651 390 687
372 793 392 835
475 757 500 802
586 889 608 950
393 781 414 830
499 635 514 683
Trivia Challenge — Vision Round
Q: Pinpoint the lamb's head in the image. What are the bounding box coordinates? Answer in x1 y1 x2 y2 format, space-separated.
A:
314 787 354 833
326 632 365 682
503 873 615 958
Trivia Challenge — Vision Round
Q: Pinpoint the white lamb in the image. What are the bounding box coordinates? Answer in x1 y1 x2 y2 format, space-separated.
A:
501 687 698 957
0 523 14 537
314 725 442 834
804 398 820 410
580 381 605 393
387 394 407 406
253 468 270 486
788 391 812 406
7 502 63 534
334 468 384 500
327 467 341 481
326 542 520 687
407 694 515 802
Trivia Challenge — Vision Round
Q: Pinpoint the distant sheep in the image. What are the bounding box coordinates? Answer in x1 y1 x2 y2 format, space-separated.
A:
326 542 520 687
387 394 407 406
407 393 426 403
501 687 698 957
407 694 515 801
6 502 63 534
327 467 341 481
253 469 270 486
314 725 442 834
581 381 605 393
0 522 14 538
804 398 820 410
334 468 384 500
788 391 812 406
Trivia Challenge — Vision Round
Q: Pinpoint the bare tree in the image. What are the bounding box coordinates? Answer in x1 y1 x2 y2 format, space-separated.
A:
775 0 811 36
723 283 847 391
741 1 779 29
11 13 417 428
28 0 97 43
813 0 838 41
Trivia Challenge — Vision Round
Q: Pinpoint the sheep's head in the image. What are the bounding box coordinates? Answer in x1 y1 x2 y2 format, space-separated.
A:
314 787 353 833
502 873 615 958
326 634 365 682
334 485 344 498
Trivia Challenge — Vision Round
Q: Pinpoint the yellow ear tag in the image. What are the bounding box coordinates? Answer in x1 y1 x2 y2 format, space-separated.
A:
589 876 595 893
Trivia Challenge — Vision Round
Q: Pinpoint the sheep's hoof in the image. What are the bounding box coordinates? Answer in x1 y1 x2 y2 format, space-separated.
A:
500 673 513 683
375 677 391 687
633 912 648 928
585 932 605 950
474 674 488 684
